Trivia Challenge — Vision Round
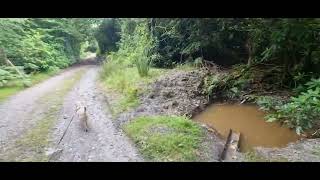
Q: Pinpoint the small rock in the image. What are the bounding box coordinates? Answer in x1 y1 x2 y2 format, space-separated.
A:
181 77 188 81
136 108 144 112
45 148 63 157
148 94 155 99
171 101 178 107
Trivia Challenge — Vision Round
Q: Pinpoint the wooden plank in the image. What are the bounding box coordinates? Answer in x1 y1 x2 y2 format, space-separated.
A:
220 129 241 161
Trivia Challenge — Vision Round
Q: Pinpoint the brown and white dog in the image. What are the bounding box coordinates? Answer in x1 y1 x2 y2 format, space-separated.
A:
75 101 89 132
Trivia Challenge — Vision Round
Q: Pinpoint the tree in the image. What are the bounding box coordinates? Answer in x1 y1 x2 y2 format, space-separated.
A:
94 18 121 55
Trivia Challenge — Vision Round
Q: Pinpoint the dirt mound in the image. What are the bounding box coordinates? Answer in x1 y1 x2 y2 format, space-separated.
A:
115 70 209 128
113 69 224 161
143 70 209 117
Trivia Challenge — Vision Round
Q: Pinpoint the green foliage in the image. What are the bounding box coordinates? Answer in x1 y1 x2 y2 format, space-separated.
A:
256 96 284 111
0 71 58 101
306 78 320 90
0 18 97 87
135 49 151 77
47 66 60 75
0 66 26 87
108 19 155 67
203 74 221 98
94 18 120 55
0 18 96 73
109 18 320 88
264 78 320 134
150 18 248 68
0 86 23 102
203 70 249 100
124 115 204 161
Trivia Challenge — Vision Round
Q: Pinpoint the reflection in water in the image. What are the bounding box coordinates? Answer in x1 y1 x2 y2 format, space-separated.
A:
193 103 301 152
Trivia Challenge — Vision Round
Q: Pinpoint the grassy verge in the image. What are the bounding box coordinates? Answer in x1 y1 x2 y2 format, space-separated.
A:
124 115 205 161
100 62 167 116
5 69 84 162
175 62 198 71
0 71 59 102
0 86 24 102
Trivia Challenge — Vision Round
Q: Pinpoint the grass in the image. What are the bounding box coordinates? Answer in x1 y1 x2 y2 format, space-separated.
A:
100 62 167 116
30 72 53 85
124 115 204 161
0 86 24 102
135 53 150 77
5 69 84 162
0 71 59 102
175 62 198 71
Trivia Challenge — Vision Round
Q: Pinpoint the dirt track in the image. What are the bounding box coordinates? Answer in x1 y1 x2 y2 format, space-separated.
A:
0 65 142 162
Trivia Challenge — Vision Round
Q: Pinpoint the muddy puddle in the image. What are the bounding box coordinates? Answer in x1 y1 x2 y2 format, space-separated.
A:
193 103 301 152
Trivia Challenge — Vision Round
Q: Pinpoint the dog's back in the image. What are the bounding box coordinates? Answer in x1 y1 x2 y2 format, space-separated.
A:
75 102 89 132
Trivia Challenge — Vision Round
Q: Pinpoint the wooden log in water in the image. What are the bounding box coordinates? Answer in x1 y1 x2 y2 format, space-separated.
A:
220 129 241 161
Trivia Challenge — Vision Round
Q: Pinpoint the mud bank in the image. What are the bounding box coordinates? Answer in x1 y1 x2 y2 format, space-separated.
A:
104 69 224 161
103 66 320 162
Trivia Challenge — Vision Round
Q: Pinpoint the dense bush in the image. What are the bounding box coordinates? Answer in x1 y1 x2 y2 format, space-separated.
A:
0 18 97 74
98 18 320 86
95 18 120 56
262 78 320 134
95 18 320 133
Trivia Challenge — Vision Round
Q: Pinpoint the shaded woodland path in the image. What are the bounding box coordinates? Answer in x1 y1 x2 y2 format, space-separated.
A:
0 64 142 162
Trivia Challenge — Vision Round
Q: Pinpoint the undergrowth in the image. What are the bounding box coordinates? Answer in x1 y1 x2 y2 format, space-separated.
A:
100 61 166 116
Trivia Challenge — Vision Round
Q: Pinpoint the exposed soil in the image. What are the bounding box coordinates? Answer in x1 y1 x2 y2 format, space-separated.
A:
109 69 225 161
114 69 210 128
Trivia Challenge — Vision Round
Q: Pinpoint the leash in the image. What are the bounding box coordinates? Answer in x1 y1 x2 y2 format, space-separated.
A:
48 108 79 161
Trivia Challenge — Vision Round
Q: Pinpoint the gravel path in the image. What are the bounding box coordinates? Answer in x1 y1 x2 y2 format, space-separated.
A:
50 66 142 162
0 67 85 154
0 65 142 162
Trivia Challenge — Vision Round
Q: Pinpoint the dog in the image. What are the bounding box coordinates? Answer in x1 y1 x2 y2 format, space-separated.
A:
75 101 89 132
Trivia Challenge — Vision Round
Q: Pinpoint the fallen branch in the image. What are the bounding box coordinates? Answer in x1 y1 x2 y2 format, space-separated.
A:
1 48 26 80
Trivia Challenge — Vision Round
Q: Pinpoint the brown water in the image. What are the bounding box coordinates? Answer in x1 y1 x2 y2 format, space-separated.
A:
193 103 301 152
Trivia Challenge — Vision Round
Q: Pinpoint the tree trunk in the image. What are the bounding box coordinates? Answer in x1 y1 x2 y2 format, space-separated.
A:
0 48 25 78
246 38 253 66
0 48 7 65
149 18 155 37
